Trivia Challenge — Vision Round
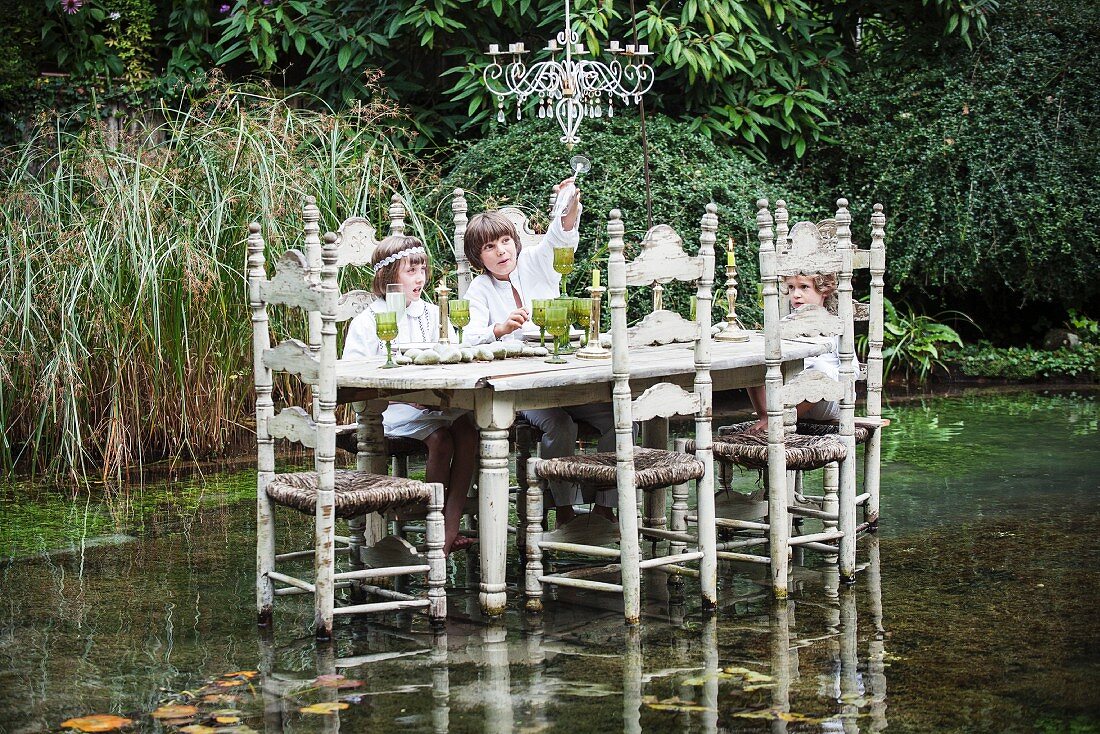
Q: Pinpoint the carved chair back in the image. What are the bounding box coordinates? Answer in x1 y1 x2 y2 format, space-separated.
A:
606 204 718 494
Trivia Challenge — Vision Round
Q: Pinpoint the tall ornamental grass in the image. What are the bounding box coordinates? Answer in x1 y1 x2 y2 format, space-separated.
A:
0 84 438 483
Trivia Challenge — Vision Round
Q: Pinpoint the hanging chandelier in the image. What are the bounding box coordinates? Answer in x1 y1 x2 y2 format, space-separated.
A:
482 0 655 147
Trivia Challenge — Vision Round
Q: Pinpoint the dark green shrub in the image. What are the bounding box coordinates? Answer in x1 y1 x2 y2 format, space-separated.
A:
803 0 1100 333
439 113 813 323
945 343 1100 381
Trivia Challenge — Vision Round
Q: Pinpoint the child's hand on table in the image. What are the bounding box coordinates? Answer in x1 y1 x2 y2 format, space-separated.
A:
494 307 529 338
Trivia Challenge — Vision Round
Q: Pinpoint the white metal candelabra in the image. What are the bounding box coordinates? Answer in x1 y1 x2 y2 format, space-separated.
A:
482 0 655 147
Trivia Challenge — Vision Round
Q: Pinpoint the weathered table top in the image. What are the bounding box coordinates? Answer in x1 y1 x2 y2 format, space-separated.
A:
336 332 829 397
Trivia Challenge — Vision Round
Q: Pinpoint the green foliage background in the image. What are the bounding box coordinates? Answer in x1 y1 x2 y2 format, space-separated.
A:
803 0 1100 331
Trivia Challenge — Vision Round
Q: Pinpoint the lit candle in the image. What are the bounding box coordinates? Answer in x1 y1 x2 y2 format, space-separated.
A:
727 238 736 266
592 269 600 288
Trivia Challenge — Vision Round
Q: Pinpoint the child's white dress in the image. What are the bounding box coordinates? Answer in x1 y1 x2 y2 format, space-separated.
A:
801 335 842 422
344 298 468 440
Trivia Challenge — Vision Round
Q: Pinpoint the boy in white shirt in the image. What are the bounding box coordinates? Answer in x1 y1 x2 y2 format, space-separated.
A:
463 178 615 524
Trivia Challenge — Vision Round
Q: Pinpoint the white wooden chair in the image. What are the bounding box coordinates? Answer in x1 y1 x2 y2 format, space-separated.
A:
522 205 720 625
249 221 447 639
713 201 888 532
690 198 863 595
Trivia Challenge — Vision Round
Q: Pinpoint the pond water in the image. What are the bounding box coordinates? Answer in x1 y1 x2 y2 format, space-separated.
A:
1 390 1098 733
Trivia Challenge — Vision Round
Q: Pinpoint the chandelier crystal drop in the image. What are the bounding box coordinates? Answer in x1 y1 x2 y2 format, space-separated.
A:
482 0 655 147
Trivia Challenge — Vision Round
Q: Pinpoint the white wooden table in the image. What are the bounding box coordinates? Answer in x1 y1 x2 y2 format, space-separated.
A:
336 332 828 617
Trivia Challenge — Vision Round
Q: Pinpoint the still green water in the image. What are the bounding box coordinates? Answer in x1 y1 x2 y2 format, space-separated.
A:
0 391 1097 733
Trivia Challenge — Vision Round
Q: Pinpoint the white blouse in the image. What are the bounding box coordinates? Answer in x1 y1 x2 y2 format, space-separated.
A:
464 205 581 344
344 298 455 359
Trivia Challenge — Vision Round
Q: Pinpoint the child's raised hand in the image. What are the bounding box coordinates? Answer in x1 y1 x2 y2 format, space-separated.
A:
494 307 529 338
553 176 581 229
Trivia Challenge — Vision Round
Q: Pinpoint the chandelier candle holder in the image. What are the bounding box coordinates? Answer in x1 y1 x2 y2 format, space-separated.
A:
435 278 452 346
715 238 750 342
483 0 655 146
576 270 610 360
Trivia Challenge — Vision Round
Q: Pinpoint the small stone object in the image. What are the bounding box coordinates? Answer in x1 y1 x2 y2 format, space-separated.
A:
1042 328 1081 349
531 346 549 357
490 341 508 358
460 348 475 362
521 346 539 357
504 341 525 357
414 350 441 365
474 345 496 361
394 354 413 365
404 348 424 361
437 345 463 364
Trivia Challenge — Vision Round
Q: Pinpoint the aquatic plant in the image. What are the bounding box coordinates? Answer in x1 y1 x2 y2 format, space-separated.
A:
0 80 438 482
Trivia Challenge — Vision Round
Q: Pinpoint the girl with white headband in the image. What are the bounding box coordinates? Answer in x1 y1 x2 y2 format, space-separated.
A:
344 235 478 554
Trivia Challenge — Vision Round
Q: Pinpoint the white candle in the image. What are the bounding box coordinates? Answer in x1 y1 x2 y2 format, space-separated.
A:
547 39 558 51
626 44 636 54
489 43 500 54
516 42 526 53
609 40 621 52
639 44 649 54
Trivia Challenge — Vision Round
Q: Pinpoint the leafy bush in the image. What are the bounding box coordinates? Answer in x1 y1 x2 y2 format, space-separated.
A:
439 113 811 323
945 343 1100 381
803 0 1100 330
959 344 1100 381
861 299 965 383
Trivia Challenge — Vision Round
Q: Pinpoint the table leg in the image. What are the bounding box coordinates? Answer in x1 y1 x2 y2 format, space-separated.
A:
476 392 515 617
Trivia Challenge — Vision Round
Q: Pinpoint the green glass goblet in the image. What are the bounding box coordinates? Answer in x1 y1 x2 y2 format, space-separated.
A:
376 310 399 368
689 295 698 322
556 297 576 354
552 246 575 298
573 297 592 347
531 298 552 347
449 298 470 344
544 304 571 364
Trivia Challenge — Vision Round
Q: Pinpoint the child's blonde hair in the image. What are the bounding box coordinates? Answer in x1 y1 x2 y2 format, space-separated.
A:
465 211 521 271
371 235 429 298
785 272 839 313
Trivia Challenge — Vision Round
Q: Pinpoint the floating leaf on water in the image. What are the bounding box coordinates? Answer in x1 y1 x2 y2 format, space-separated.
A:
221 671 258 679
643 696 715 713
315 674 363 689
151 705 199 720
723 666 774 684
209 726 257 733
681 671 733 686
162 718 196 727
732 708 825 722
179 727 217 734
201 694 240 705
60 714 134 732
300 702 349 715
214 716 241 724
215 680 245 688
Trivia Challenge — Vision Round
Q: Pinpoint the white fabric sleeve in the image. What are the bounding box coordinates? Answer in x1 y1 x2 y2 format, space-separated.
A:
343 308 381 359
464 277 498 344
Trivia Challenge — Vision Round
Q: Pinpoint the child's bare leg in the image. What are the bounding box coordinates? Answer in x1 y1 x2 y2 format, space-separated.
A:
422 427 462 552
445 416 479 551
746 385 767 431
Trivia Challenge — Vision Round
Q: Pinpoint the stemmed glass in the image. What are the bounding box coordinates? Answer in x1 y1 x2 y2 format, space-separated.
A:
544 304 571 364
556 297 577 354
449 299 470 344
531 298 552 347
573 297 592 347
376 311 399 368
553 246 575 298
689 296 697 322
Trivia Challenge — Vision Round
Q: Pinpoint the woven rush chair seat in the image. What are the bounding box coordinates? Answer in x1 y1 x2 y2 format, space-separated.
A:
266 470 433 519
707 431 848 471
536 447 705 490
716 420 873 444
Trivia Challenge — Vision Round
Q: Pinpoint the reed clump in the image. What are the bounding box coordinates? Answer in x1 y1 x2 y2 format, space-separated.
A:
0 81 437 483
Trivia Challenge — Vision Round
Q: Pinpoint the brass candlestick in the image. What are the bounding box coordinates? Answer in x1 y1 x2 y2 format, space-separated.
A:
715 240 750 342
435 278 452 345
575 284 610 360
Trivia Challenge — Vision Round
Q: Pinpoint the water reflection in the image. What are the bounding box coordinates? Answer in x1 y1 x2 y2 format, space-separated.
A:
227 539 889 733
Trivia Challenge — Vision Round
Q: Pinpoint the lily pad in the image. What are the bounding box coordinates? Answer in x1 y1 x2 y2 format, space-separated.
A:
151 704 199 720
300 702 349 715
314 674 363 689
179 727 217 734
60 714 134 732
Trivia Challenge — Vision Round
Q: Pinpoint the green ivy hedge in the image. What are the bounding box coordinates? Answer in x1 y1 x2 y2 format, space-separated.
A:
802 0 1100 334
439 113 815 323
945 343 1100 382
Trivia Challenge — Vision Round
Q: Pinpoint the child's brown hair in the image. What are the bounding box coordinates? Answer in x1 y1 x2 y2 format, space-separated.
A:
464 211 521 271
371 235 429 298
